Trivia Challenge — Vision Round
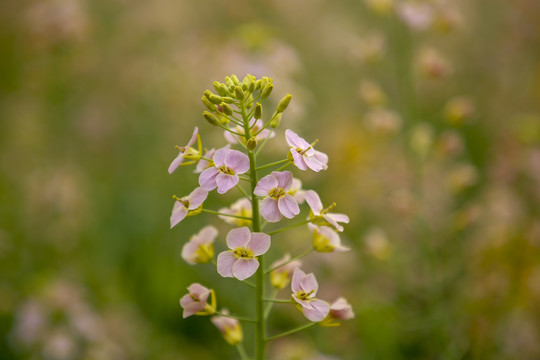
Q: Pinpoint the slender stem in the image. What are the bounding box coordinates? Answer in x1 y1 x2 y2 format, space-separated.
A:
236 343 249 360
218 123 245 137
267 219 310 236
236 184 252 200
215 311 257 323
256 159 289 171
266 323 316 342
263 298 290 303
255 128 274 157
275 162 291 172
264 288 278 319
201 208 252 220
264 248 314 274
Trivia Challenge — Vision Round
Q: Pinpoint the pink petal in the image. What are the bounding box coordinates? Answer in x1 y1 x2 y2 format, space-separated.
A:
304 190 323 215
188 187 208 209
302 299 330 322
186 127 199 148
187 283 210 300
181 241 198 264
196 226 218 244
226 227 251 249
285 129 310 149
278 195 300 219
213 148 229 167
254 174 278 196
290 150 308 171
323 214 348 232
260 197 282 223
217 251 236 278
182 301 205 318
291 268 306 293
313 150 328 169
223 131 238 144
225 150 250 174
216 173 239 194
168 153 184 174
328 213 350 224
248 232 271 256
304 156 326 172
170 202 188 228
198 167 219 191
232 258 259 280
300 273 319 294
272 171 293 190
179 293 193 308
292 295 313 310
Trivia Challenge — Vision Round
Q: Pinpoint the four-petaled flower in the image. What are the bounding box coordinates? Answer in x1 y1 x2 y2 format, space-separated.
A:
304 190 349 232
179 283 216 318
269 253 302 289
309 224 350 253
199 148 250 194
211 309 243 345
285 129 328 172
319 297 355 327
194 145 231 174
291 268 330 322
217 227 271 280
254 171 300 222
170 187 208 228
169 127 200 174
224 119 275 145
218 198 252 227
181 226 218 264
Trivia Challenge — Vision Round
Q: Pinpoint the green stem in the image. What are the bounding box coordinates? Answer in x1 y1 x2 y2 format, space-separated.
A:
236 184 252 200
275 162 291 172
263 298 290 303
267 219 310 236
201 208 252 220
266 323 316 342
264 248 314 274
236 343 250 360
255 128 275 157
256 159 289 171
264 288 278 319
215 311 257 323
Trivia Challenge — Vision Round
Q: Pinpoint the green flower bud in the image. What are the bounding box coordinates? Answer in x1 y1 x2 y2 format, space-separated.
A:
241 82 249 91
201 96 217 111
261 84 273 99
234 86 245 100
270 112 282 128
207 94 222 105
255 79 262 90
246 138 257 151
213 81 226 96
254 103 263 119
276 94 292 113
203 111 220 126
248 80 256 93
221 97 235 104
220 102 233 116
225 76 234 88
231 74 240 85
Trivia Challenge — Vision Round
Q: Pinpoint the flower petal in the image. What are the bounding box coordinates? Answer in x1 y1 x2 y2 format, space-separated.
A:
168 153 184 174
186 127 199 149
225 150 250 174
291 268 306 293
300 273 319 294
226 227 251 249
285 129 310 149
217 251 236 278
260 197 282 223
196 226 218 244
182 301 206 318
199 167 219 191
248 232 271 256
213 148 229 167
302 299 330 322
254 174 278 196
278 195 300 219
232 258 259 280
216 173 239 194
290 149 308 171
304 190 323 215
272 171 293 190
187 283 210 299
188 187 208 209
181 241 198 264
223 130 238 144
170 202 188 228
303 155 325 172
313 150 328 169
328 213 350 224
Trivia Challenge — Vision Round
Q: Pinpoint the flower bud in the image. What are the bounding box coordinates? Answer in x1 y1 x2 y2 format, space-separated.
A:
254 103 262 119
270 113 282 128
241 82 249 91
212 81 227 96
261 84 273 99
221 97 234 104
246 138 257 151
220 103 233 116
201 96 217 111
225 76 234 88
230 74 240 85
203 111 220 126
276 94 292 113
208 94 222 105
234 86 245 100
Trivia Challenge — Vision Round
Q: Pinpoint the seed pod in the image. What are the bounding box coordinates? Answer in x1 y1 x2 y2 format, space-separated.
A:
276 94 292 113
254 103 263 119
246 138 257 151
261 84 273 99
220 103 233 116
270 112 282 128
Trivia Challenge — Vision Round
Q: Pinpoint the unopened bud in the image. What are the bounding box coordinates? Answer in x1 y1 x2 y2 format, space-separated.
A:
220 103 233 116
201 96 217 111
241 82 249 91
234 86 245 100
261 84 273 99
213 81 226 96
225 76 234 88
270 112 282 128
276 94 292 113
246 138 257 151
221 97 234 104
255 79 262 90
254 103 263 119
208 94 222 105
230 74 240 85
203 111 220 126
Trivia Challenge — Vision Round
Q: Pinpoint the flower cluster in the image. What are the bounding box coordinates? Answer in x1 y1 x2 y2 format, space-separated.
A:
168 75 354 359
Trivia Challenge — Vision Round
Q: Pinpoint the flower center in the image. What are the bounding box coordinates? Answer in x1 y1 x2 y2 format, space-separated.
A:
232 247 254 259
173 195 190 208
268 187 285 198
219 165 236 175
296 289 315 301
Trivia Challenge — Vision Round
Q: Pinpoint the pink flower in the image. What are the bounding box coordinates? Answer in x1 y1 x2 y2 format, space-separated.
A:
179 283 216 318
269 253 302 289
254 171 300 222
329 297 355 321
288 178 306 204
181 226 218 264
169 127 199 174
304 190 349 232
170 187 208 228
285 129 328 172
224 119 275 145
199 148 250 194
218 198 252 227
309 224 350 253
291 268 330 322
194 145 231 174
217 227 271 280
211 309 243 345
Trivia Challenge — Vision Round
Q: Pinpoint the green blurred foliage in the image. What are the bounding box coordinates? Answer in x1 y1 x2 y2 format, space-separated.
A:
1 0 540 359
